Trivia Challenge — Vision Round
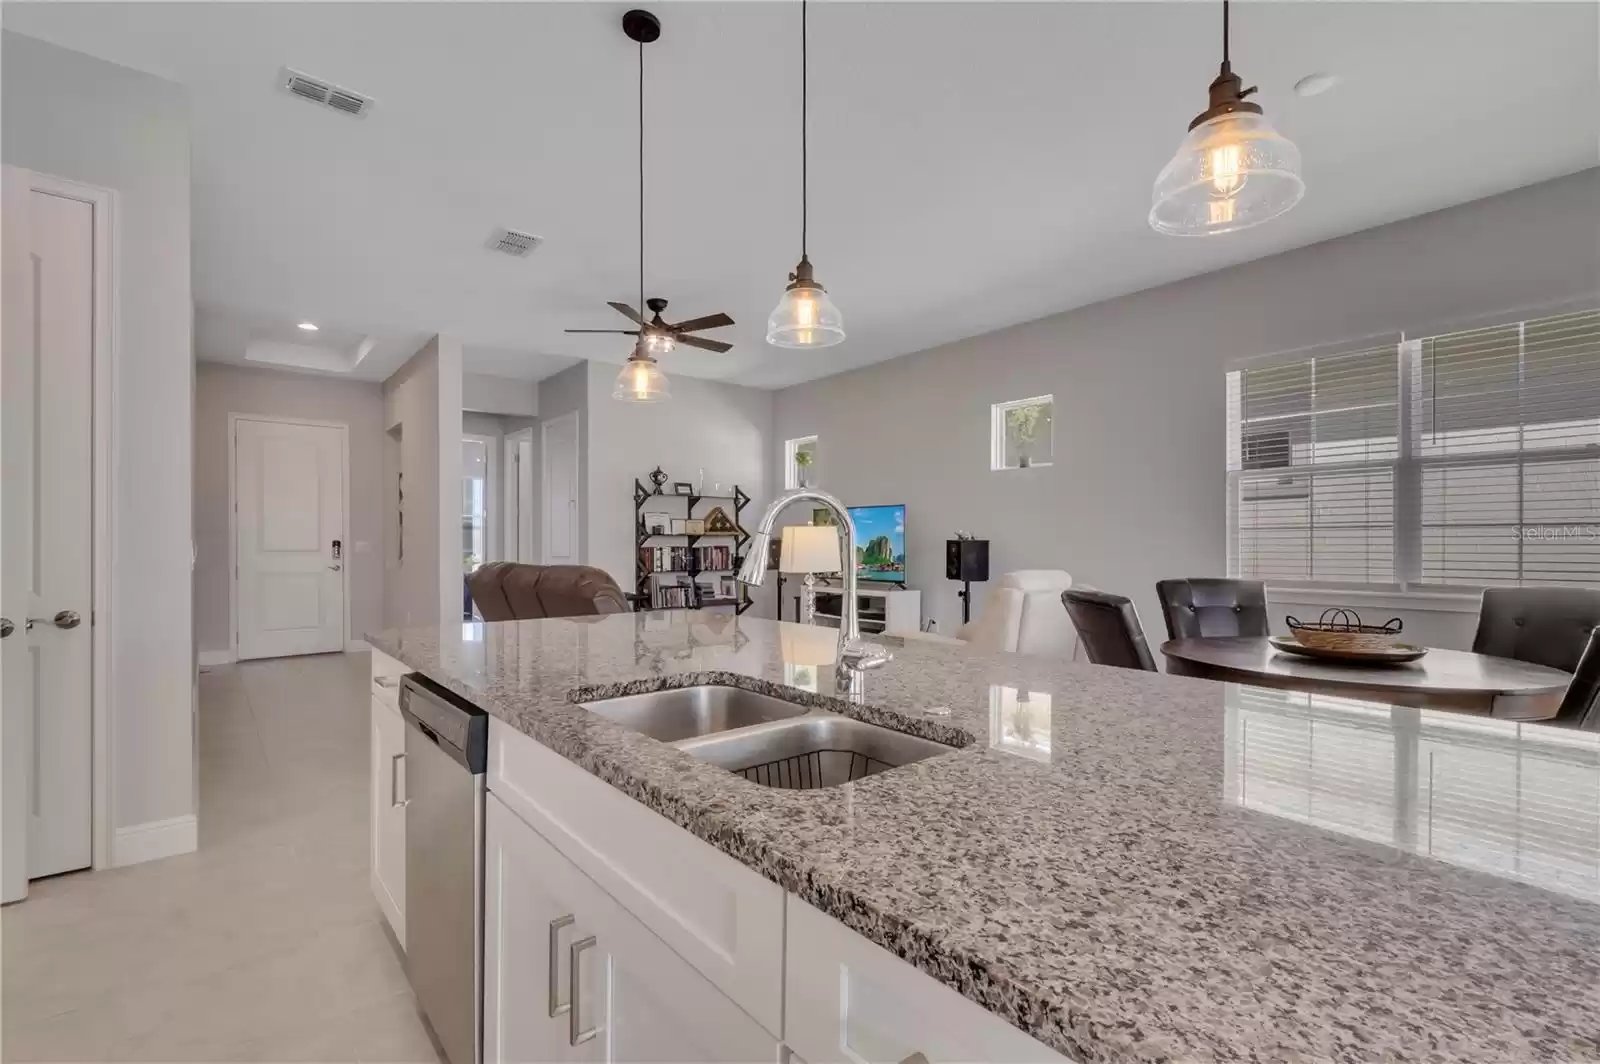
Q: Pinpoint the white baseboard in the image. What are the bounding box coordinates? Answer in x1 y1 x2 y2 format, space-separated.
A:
112 814 197 867
346 638 371 653
197 649 236 667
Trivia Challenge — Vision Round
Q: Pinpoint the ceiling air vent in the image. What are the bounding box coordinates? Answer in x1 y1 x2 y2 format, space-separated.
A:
487 228 543 258
280 67 374 118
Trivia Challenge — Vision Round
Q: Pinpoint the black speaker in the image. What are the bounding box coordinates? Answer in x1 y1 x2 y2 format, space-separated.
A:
945 539 989 583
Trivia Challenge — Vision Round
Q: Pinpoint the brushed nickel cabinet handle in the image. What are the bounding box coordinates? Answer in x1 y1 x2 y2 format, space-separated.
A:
569 935 599 1046
390 753 408 808
547 915 574 1017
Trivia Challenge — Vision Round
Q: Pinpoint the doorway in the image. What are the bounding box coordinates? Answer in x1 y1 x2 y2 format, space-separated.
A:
231 416 349 660
1 167 115 899
503 427 536 564
542 411 579 565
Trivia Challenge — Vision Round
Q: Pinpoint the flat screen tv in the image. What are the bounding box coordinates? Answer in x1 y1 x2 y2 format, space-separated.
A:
847 504 906 584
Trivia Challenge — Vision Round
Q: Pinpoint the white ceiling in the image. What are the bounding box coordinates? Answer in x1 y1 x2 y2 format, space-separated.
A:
6 2 1596 389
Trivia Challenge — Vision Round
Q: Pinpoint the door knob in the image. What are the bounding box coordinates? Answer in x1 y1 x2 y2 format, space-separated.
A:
328 564 342 572
0 618 12 638
27 610 81 631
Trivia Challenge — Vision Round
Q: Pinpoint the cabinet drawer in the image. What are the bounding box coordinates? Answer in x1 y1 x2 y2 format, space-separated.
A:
488 718 785 1038
370 649 406 709
785 897 1074 1064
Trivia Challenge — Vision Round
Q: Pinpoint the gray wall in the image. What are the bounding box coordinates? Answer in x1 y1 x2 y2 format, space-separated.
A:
383 336 463 629
463 372 538 417
586 363 775 613
193 364 385 654
772 169 1600 646
3 31 195 832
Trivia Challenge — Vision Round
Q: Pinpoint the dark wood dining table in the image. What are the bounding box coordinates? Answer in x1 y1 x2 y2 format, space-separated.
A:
1160 636 1573 719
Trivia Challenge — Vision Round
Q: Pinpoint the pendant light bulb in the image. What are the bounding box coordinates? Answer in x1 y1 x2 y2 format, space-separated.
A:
1150 0 1304 236
768 256 844 349
614 343 670 403
641 328 676 357
768 0 844 349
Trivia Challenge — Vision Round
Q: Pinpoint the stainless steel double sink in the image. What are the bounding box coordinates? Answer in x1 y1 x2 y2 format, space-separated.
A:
581 685 956 790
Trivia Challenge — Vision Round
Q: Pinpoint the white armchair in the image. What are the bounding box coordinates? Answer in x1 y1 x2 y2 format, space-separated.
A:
905 570 1076 658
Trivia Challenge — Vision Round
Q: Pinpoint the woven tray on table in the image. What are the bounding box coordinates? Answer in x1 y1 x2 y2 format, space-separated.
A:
1285 608 1404 653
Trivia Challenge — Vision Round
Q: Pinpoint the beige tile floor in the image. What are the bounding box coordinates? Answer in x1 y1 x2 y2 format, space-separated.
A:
3 652 440 1063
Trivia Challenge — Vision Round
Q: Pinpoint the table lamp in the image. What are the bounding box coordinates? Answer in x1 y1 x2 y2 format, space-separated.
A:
779 524 842 625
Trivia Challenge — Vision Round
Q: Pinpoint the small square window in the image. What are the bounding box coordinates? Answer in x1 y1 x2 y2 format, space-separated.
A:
785 435 819 489
990 396 1053 471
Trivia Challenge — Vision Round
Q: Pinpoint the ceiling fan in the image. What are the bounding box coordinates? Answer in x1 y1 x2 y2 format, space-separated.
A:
565 296 735 355
565 9 735 402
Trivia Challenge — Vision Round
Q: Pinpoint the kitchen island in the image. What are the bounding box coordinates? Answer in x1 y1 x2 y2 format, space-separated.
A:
370 611 1600 1064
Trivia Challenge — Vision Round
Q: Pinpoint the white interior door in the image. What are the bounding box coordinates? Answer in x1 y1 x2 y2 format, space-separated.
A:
2 169 97 891
234 418 346 660
503 428 536 563
543 412 579 565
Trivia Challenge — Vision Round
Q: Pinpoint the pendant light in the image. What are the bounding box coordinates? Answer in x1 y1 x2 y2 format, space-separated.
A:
767 0 844 349
615 9 671 402
1149 0 1304 236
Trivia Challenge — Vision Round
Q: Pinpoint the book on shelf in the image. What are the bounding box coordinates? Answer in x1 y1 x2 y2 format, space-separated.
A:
637 543 736 574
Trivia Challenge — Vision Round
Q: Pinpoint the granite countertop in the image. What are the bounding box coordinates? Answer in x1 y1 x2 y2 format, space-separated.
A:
371 613 1600 1064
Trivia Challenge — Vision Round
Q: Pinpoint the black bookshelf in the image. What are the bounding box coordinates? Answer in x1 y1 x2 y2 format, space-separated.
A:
633 478 753 614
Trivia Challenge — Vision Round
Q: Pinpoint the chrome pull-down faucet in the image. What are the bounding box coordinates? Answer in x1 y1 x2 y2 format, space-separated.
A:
738 488 893 671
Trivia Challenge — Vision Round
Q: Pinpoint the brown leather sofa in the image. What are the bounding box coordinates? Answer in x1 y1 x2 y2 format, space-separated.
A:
467 562 629 621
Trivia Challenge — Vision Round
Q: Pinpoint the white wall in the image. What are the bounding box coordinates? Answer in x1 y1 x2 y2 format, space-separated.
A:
463 372 538 417
585 363 775 612
2 31 195 835
382 335 462 628
773 170 1600 648
192 364 385 654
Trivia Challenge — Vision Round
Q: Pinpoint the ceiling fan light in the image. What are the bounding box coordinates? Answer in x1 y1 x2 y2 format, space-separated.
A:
1150 110 1304 236
614 348 670 403
641 328 676 357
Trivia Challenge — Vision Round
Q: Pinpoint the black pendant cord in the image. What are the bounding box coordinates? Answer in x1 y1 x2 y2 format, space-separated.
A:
638 38 646 324
1222 0 1230 67
800 0 808 260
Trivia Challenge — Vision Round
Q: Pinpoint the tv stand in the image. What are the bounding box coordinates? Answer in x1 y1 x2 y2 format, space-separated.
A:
807 582 921 636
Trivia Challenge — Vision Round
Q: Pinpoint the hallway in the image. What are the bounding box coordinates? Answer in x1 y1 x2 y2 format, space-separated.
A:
2 652 438 1062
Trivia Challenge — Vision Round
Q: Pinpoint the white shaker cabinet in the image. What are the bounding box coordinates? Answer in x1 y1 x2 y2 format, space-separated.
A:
785 896 1074 1064
369 692 407 949
485 793 780 1064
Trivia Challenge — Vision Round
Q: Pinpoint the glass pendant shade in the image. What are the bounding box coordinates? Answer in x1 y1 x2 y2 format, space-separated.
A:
767 282 845 349
1149 111 1304 236
613 350 670 403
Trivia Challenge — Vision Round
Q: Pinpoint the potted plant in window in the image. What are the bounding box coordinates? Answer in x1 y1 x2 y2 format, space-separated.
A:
794 448 814 487
1006 404 1044 468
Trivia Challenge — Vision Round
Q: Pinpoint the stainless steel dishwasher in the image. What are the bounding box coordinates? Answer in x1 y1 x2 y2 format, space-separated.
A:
400 675 488 1064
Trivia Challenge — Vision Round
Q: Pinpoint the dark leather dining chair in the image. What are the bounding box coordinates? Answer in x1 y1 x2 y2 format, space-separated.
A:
467 562 629 621
1155 578 1269 640
1547 626 1600 731
1472 587 1600 673
1060 588 1158 672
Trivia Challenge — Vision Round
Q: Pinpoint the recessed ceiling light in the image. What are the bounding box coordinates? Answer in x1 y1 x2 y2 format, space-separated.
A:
297 322 319 331
1294 73 1339 97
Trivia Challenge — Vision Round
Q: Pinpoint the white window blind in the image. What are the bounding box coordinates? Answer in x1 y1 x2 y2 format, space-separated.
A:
1228 306 1600 591
1227 344 1399 586
1414 308 1600 587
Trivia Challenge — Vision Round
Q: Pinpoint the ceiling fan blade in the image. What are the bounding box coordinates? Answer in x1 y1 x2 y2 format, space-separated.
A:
607 301 646 325
668 312 735 334
676 334 733 354
564 328 641 335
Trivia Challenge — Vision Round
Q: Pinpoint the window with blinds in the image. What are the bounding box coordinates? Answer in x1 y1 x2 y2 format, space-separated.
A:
1227 344 1399 586
1228 306 1600 591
